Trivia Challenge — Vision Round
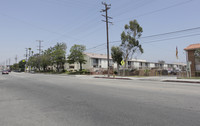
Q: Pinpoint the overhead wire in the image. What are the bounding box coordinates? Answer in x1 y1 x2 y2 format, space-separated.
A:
84 26 200 52
40 0 96 9
1 0 197 56
115 0 194 22
142 33 200 44
112 0 157 18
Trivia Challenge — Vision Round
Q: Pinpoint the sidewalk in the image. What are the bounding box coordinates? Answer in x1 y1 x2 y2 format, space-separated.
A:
88 75 200 84
162 78 200 84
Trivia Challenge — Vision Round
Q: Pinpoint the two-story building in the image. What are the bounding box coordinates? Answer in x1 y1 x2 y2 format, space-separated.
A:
65 52 186 72
65 52 114 72
184 43 200 77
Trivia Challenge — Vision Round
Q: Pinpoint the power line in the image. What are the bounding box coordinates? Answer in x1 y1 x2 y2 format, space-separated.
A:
142 33 200 44
140 26 200 39
86 40 120 51
40 0 96 9
115 0 194 22
85 26 200 51
112 0 156 18
0 12 87 43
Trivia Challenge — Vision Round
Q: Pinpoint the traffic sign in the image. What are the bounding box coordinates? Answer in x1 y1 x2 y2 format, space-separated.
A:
121 60 125 66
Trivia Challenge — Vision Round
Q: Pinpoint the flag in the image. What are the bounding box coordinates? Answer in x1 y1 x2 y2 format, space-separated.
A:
176 46 178 59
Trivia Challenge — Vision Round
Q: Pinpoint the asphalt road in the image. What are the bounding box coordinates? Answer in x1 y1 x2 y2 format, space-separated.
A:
0 72 200 126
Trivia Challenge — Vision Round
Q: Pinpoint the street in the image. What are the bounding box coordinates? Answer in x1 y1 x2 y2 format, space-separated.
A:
0 72 200 126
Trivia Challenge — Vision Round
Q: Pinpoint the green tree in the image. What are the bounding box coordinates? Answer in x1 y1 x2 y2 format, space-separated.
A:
52 43 67 72
111 46 123 74
67 44 86 71
120 19 143 76
27 54 40 71
11 63 19 71
19 59 26 72
42 47 54 71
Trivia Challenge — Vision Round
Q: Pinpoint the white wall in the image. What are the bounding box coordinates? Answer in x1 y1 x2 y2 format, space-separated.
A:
149 63 155 68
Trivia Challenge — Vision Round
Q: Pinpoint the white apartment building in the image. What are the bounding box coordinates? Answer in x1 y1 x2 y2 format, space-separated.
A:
65 52 186 71
65 53 115 71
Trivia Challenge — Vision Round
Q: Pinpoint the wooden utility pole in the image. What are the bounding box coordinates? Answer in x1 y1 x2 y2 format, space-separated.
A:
25 48 28 61
25 48 28 72
37 40 43 55
36 40 43 71
15 55 18 63
101 2 112 77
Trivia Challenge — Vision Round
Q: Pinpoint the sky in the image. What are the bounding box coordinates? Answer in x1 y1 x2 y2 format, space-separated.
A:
0 0 200 65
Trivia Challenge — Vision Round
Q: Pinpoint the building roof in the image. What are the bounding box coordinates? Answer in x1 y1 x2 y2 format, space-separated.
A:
129 59 147 62
184 43 200 51
84 52 112 59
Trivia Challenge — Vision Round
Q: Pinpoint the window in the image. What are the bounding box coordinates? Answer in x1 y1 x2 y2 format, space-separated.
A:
128 61 131 66
145 63 148 67
140 62 142 66
69 66 74 69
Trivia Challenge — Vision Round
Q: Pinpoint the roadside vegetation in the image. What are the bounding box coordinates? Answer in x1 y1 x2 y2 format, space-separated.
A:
10 19 146 76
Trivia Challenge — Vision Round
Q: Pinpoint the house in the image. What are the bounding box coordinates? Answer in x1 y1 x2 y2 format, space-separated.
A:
184 43 200 77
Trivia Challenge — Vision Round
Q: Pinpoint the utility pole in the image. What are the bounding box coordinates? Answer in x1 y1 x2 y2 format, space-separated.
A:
15 55 18 63
25 48 28 61
36 40 43 71
28 48 31 72
6 59 8 69
25 48 28 72
37 40 43 55
101 2 112 77
28 48 31 57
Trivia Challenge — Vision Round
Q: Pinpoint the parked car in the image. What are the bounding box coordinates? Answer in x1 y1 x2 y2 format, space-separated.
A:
2 70 9 74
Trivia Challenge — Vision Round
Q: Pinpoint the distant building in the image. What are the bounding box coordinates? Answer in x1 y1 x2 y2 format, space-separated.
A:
128 59 185 71
184 43 200 77
0 65 10 70
65 52 186 72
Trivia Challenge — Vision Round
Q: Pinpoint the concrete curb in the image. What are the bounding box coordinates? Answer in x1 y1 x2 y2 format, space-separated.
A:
162 80 200 84
94 76 132 80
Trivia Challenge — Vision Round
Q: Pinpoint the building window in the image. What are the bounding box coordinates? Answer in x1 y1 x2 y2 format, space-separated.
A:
145 63 149 67
127 61 131 66
92 59 98 68
69 66 74 69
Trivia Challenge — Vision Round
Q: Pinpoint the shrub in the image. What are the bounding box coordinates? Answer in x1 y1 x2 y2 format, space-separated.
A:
114 71 118 75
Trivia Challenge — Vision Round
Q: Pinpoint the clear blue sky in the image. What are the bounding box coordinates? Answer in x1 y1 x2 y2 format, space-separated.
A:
1 0 200 65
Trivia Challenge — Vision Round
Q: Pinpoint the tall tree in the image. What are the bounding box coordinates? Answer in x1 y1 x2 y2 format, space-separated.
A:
120 19 143 76
52 42 67 72
67 44 86 71
27 54 40 71
111 46 123 74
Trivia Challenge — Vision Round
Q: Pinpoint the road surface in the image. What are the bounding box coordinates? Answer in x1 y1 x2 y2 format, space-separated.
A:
0 72 200 126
